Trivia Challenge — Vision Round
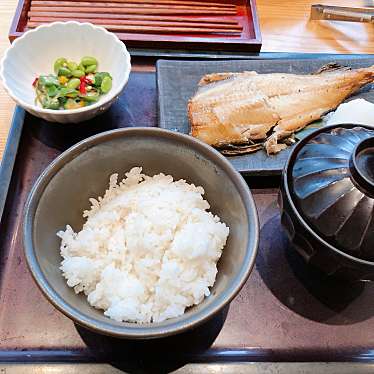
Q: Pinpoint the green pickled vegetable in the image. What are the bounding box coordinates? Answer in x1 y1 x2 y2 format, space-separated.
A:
71 69 85 78
59 87 78 97
58 96 68 105
42 96 60 110
58 67 72 77
34 55 112 110
39 75 59 87
47 85 58 97
67 61 78 71
101 76 112 93
48 99 60 110
85 64 97 74
93 72 111 87
81 91 100 102
81 56 98 67
67 78 81 89
78 63 85 72
54 57 67 74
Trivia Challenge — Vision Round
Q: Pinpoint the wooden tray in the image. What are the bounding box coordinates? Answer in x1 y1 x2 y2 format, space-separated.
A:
8 0 261 52
157 57 374 176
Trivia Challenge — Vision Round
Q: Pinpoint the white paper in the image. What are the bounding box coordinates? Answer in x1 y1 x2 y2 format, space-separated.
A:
326 99 374 127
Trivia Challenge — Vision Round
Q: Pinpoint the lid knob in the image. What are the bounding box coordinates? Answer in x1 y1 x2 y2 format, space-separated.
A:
349 136 374 197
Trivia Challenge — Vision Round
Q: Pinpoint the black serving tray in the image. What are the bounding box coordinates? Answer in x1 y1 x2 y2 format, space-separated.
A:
2 53 374 372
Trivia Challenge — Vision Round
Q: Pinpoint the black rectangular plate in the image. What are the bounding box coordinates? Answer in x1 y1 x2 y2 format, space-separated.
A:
157 57 374 176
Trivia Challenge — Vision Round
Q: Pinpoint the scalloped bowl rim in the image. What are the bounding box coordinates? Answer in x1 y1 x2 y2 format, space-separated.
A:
283 123 374 267
0 21 131 115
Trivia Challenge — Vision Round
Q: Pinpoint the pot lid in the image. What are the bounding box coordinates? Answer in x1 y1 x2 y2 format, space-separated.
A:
288 125 374 262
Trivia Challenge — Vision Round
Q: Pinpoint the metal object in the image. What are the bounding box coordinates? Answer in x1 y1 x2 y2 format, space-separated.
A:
311 4 374 23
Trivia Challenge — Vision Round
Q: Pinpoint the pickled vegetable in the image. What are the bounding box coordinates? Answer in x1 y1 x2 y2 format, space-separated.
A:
33 56 112 110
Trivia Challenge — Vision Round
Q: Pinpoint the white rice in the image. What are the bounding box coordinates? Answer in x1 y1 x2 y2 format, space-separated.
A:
57 167 229 323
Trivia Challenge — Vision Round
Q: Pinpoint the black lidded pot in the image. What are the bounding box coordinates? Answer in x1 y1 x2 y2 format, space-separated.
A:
279 124 374 281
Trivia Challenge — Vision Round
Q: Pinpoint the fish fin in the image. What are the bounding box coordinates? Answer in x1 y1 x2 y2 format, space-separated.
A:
313 62 351 75
198 71 258 86
218 143 263 156
198 73 238 86
264 131 292 155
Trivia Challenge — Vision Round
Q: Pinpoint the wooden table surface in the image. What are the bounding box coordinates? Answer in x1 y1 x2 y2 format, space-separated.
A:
0 0 373 161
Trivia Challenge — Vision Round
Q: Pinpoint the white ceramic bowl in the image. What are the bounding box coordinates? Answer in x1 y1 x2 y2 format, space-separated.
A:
0 22 131 123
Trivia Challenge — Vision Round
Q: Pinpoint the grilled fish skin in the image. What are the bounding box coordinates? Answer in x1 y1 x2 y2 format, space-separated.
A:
188 64 374 154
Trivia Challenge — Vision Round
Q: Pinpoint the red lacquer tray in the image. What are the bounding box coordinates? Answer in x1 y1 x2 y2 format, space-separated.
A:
8 0 261 52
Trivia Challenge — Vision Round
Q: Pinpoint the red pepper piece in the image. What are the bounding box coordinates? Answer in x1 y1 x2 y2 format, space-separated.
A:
79 80 86 95
83 76 93 85
32 77 39 87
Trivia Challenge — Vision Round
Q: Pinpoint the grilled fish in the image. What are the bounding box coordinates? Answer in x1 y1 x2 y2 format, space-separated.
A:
188 63 374 154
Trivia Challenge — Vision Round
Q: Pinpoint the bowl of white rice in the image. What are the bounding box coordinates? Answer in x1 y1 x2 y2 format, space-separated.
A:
23 127 259 339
